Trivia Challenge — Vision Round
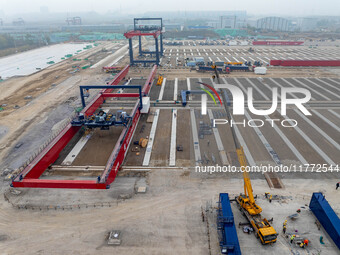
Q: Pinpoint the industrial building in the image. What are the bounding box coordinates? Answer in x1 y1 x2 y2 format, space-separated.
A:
256 17 291 31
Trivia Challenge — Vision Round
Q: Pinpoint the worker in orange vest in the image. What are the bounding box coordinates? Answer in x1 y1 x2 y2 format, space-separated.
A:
304 239 309 246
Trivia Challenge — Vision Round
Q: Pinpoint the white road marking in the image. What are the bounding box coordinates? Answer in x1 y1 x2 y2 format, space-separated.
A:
224 56 231 62
207 109 229 165
190 109 202 165
169 109 177 166
292 78 331 101
302 78 340 99
244 110 281 165
245 78 270 100
311 110 340 133
143 109 160 166
158 78 167 100
173 78 178 101
186 77 192 100
294 109 340 150
278 78 316 100
278 111 336 166
315 78 340 93
264 114 308 165
231 115 256 166
329 109 340 119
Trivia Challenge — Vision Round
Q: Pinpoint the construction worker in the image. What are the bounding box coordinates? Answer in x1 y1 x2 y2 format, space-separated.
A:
304 239 309 246
336 182 339 190
300 242 305 248
290 235 295 244
269 194 272 203
283 220 287 234
320 236 325 244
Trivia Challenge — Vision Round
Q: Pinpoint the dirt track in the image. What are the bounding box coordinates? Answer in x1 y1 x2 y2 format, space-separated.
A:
0 42 126 168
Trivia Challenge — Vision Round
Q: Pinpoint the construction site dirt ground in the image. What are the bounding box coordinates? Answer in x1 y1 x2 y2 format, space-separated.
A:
1 171 339 255
0 40 340 255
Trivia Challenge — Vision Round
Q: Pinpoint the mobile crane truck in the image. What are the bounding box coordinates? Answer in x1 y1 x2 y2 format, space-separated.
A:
218 83 278 245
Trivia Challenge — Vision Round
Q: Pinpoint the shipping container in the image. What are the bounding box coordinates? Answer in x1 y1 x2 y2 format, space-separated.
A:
252 41 304 46
309 192 340 250
198 66 223 72
186 61 196 67
225 65 249 71
270 60 340 66
217 193 242 255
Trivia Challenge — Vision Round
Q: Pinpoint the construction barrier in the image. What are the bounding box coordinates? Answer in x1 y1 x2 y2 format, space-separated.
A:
270 60 340 66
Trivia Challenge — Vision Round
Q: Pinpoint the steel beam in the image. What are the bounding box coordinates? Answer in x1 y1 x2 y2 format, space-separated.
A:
13 179 107 189
12 66 130 188
124 30 161 39
101 102 141 185
101 93 140 98
100 66 157 186
142 65 157 95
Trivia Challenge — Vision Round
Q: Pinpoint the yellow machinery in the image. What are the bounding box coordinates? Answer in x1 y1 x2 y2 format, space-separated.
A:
156 75 163 86
226 61 243 65
139 138 148 148
219 87 278 245
235 147 278 244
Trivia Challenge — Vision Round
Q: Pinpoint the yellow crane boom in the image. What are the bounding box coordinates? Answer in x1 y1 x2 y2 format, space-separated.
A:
219 87 278 245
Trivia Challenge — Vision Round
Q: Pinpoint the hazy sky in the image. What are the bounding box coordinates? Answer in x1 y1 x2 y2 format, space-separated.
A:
1 0 340 16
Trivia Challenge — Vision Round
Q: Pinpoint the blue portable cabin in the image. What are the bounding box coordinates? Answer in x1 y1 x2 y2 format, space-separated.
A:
309 192 340 250
198 66 223 72
217 193 242 255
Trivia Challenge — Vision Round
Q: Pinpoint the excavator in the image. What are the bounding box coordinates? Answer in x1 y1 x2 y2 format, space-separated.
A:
219 87 278 245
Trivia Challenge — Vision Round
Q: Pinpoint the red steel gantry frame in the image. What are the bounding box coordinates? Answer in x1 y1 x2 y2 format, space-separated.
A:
12 65 157 189
124 29 162 66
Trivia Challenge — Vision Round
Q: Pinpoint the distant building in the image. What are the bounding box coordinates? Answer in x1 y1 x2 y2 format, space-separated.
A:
220 16 237 29
144 10 247 19
61 24 123 32
207 21 219 29
163 23 183 31
188 25 214 30
12 18 25 26
256 17 291 31
298 17 318 31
